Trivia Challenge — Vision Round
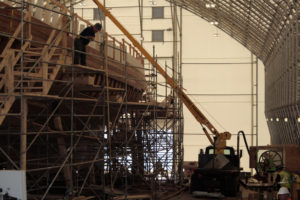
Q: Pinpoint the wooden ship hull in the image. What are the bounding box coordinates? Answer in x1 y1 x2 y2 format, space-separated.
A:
0 1 176 198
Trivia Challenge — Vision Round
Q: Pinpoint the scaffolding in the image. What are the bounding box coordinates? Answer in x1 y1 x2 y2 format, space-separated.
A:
0 0 183 199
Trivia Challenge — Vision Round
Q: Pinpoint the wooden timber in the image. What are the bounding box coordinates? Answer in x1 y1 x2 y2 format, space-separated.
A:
0 1 147 125
0 1 177 199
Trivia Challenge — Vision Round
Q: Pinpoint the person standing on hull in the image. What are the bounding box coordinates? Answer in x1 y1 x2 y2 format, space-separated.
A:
74 23 102 65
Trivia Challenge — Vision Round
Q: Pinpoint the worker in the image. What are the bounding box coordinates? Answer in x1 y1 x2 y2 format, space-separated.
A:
275 166 291 190
277 187 291 200
74 23 102 65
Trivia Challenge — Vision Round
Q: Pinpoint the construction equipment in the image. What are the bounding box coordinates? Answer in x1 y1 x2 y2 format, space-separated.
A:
257 150 282 174
91 0 242 196
190 146 241 196
189 131 249 196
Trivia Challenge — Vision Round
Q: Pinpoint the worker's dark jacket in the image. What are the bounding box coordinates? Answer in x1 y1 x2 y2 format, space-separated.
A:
74 26 95 65
79 26 95 45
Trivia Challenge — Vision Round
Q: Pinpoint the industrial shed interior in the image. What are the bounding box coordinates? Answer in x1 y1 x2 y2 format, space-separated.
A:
0 0 299 199
169 0 300 145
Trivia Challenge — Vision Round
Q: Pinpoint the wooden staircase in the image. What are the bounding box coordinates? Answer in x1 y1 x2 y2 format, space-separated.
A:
0 12 68 125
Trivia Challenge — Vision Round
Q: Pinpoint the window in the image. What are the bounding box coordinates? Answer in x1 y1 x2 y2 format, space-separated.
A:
152 7 164 19
93 8 104 20
224 149 231 155
152 30 164 42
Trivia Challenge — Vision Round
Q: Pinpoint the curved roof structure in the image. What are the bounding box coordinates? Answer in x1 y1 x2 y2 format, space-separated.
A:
168 0 299 63
168 0 300 144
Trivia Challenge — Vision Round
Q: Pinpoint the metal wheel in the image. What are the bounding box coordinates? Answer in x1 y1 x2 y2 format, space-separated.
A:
258 150 282 173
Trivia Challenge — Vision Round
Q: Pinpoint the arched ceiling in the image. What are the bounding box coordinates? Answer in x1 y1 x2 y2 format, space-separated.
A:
167 0 299 63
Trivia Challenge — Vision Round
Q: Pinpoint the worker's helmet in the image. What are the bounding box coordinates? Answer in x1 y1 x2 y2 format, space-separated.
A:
277 187 290 195
94 23 102 31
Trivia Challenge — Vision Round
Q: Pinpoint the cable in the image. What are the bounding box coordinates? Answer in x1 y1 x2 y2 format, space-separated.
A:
188 91 227 131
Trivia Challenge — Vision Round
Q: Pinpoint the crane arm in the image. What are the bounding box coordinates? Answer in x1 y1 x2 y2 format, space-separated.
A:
92 0 223 146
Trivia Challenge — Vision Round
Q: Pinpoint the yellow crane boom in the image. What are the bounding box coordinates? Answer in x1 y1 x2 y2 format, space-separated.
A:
92 0 231 152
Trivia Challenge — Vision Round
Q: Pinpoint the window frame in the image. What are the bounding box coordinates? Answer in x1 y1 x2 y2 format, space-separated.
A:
93 8 104 20
152 7 164 19
152 30 164 42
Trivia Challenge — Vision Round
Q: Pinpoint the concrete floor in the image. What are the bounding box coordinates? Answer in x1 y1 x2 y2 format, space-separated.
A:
168 187 264 200
168 192 241 200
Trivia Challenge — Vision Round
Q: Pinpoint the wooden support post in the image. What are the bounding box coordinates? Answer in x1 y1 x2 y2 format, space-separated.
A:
42 51 49 95
54 116 73 189
0 50 17 125
44 2 52 25
3 0 12 6
20 98 28 170
51 7 60 26
41 14 65 94
0 39 31 90
74 16 78 35
27 0 32 40
0 12 30 58
122 39 125 63
113 37 115 60
33 0 44 19
5 50 14 93
62 12 69 57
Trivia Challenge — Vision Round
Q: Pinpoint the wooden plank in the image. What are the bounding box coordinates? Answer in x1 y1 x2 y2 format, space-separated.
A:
27 0 32 38
51 7 60 26
74 16 78 35
12 49 41 55
0 11 30 58
284 145 300 172
3 0 11 6
42 51 48 95
72 64 105 72
0 38 31 73
5 50 14 93
14 71 43 78
0 96 15 125
54 116 72 189
44 2 52 25
0 1 147 92
47 29 63 61
33 0 44 19
49 0 92 25
43 11 68 94
20 98 28 170
43 14 63 50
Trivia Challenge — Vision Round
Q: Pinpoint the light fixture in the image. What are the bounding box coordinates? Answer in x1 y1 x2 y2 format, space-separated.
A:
276 118 279 122
270 118 273 122
205 3 216 8
78 1 86 6
298 118 300 123
210 21 219 25
213 32 219 37
149 0 157 5
284 117 288 122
